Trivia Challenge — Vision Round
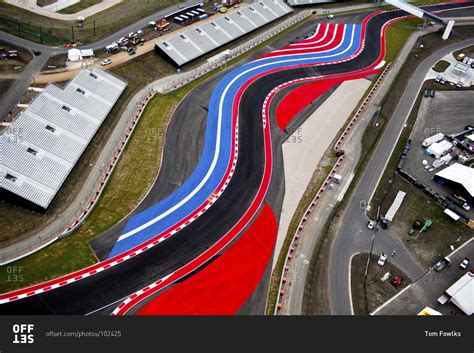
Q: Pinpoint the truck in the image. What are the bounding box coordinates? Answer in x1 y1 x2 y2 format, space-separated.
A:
433 257 451 271
422 132 444 147
456 53 465 61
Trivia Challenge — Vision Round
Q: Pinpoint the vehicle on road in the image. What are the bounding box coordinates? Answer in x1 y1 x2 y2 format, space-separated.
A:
101 59 112 66
378 253 387 266
460 258 469 270
434 257 451 271
127 47 136 55
327 14 334 19
367 220 375 230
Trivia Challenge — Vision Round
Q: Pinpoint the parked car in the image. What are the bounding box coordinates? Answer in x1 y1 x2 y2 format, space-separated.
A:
430 90 435 98
101 58 112 66
378 253 387 266
424 90 429 97
434 257 451 271
327 14 334 19
460 258 469 270
367 220 375 230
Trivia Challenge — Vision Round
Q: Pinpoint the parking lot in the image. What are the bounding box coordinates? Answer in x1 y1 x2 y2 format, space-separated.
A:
400 90 474 219
426 51 474 87
373 239 474 315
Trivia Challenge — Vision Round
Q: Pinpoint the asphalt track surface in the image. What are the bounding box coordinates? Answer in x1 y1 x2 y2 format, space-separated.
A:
0 2 471 315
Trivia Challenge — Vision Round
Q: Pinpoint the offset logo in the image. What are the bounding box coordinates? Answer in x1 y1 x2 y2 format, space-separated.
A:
12 324 34 344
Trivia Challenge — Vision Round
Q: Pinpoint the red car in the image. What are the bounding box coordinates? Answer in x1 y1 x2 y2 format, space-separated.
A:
392 276 403 287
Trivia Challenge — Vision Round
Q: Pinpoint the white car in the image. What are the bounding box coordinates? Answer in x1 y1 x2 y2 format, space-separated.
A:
101 59 112 66
462 203 470 211
367 220 375 230
378 253 387 266
327 14 334 19
460 258 469 270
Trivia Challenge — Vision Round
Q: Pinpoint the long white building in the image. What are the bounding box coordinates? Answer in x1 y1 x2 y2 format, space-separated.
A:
155 0 293 67
0 68 127 208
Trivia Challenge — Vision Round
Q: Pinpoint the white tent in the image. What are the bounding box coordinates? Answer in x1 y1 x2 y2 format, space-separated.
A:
68 48 82 61
67 49 94 62
426 140 452 158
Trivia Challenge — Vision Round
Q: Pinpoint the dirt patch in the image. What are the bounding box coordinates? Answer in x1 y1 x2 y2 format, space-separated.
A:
351 252 411 315
377 175 472 267
0 40 32 74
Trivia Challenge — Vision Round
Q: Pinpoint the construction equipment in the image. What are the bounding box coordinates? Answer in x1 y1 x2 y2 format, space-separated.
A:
419 219 433 233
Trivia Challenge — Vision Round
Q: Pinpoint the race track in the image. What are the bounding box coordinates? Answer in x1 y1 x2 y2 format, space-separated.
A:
0 2 470 315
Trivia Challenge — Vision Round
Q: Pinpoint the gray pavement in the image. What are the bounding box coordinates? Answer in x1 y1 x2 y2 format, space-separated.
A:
373 238 474 315
328 38 474 315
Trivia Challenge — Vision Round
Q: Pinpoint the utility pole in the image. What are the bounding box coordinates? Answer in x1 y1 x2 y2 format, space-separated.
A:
17 18 21 37
40 25 43 44
72 25 75 43
93 19 96 37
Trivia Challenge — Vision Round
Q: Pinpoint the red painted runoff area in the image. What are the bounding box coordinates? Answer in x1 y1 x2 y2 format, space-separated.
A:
136 204 277 315
276 69 381 130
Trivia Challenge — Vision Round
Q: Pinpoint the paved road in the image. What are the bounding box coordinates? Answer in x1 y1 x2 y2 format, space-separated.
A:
373 238 474 315
327 37 474 315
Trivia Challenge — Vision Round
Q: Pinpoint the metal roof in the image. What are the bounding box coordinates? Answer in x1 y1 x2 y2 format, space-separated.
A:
0 68 127 208
435 163 474 197
446 272 474 315
156 0 293 67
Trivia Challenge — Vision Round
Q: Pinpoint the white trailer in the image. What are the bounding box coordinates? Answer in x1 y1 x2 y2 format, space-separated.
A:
422 132 444 147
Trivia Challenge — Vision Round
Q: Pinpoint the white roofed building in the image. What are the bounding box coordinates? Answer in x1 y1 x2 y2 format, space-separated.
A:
440 272 474 315
0 68 127 208
434 163 474 199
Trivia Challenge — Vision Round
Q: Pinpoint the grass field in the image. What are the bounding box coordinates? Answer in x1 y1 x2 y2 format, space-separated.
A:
0 16 314 293
0 0 181 45
58 0 103 14
36 0 56 7
432 59 450 72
